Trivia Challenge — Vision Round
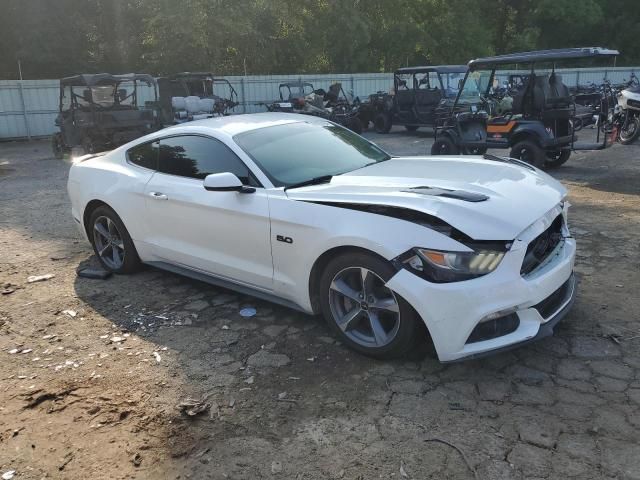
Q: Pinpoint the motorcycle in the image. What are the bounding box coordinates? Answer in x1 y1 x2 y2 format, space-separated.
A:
615 73 640 144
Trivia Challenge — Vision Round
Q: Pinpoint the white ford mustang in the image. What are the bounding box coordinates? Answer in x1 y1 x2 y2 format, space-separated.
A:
68 113 576 362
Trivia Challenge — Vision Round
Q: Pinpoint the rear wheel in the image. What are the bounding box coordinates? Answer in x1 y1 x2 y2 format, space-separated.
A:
430 136 460 155
545 149 571 169
373 113 392 133
510 140 545 168
619 114 640 145
319 252 421 359
89 205 141 274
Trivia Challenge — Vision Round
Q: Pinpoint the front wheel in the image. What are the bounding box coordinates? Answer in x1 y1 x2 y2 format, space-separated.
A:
545 149 571 169
319 252 421 359
89 205 141 274
510 140 545 168
373 113 392 134
51 133 64 159
619 114 640 145
431 136 460 155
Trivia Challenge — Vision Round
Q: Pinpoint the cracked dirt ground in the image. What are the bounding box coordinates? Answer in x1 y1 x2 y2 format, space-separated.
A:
1 133 639 479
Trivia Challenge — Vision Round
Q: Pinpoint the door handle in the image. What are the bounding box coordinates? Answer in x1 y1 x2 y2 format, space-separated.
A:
148 191 168 200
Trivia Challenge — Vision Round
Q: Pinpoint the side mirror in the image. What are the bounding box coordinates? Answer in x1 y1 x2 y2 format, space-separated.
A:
203 172 255 193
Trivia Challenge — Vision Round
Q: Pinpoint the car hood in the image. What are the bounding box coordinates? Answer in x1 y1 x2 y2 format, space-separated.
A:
286 156 567 240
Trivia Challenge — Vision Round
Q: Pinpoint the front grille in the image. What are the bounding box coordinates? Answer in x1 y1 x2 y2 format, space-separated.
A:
520 215 563 275
532 276 573 319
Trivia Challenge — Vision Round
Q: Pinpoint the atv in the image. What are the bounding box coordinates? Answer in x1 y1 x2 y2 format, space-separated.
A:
52 73 158 158
266 81 364 133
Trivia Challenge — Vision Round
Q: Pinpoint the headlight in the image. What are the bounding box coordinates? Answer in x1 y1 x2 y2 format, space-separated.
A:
398 245 507 283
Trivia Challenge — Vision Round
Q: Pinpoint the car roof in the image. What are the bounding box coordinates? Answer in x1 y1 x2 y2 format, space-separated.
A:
468 47 619 70
395 65 467 74
160 112 328 137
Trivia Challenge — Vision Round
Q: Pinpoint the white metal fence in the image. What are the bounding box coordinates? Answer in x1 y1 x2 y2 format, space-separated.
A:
1 67 638 140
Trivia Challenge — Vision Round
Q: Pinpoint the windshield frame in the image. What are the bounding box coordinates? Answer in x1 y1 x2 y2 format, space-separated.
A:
233 121 392 188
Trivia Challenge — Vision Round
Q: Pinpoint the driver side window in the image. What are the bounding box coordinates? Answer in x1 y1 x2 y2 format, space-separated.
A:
157 135 259 186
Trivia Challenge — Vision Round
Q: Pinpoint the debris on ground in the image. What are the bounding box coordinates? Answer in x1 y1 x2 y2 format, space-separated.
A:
152 351 161 363
110 336 125 343
271 461 283 474
2 470 16 480
132 453 142 467
77 267 112 280
62 309 77 318
177 396 211 416
1 287 15 295
27 273 55 283
400 461 409 478
239 307 257 317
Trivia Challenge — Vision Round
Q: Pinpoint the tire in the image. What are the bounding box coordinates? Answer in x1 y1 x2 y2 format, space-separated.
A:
509 140 545 168
89 205 141 274
345 116 363 135
51 133 64 159
318 252 421 359
545 149 571 169
430 136 460 155
373 113 392 134
82 137 96 155
405 125 419 132
619 115 640 145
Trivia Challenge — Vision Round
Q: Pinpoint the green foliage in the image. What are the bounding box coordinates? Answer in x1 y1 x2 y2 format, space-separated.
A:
0 0 636 79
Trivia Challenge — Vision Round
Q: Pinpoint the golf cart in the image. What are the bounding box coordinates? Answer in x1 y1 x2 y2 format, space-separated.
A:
431 48 620 168
52 73 158 157
266 81 364 133
369 65 468 133
156 72 239 126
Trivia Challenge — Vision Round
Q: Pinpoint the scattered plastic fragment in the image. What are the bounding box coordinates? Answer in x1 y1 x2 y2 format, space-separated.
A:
27 273 55 283
152 352 161 363
239 307 257 317
2 470 16 480
62 310 77 318
77 267 112 280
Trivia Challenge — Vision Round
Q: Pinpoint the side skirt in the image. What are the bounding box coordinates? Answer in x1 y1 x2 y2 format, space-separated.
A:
146 261 309 314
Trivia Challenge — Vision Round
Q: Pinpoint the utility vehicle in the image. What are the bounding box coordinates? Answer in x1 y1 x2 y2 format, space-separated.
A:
156 72 238 126
52 74 158 157
369 65 468 133
431 48 620 168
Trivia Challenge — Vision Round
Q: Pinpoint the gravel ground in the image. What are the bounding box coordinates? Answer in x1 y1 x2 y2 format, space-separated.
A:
0 128 639 480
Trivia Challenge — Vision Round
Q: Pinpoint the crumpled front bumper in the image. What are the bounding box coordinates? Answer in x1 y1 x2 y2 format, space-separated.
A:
386 214 577 362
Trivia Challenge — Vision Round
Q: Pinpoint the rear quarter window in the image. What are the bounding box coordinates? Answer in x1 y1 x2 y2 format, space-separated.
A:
127 141 159 170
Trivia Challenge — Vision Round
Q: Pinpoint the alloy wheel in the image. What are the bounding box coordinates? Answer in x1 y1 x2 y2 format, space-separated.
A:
328 267 401 348
93 215 126 270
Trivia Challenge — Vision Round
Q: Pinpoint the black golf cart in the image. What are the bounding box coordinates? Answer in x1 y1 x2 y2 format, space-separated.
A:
52 73 158 158
266 81 364 133
431 48 620 168
369 65 468 133
156 72 239 126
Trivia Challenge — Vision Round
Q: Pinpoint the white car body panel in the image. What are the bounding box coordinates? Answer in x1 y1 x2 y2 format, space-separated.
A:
67 113 576 362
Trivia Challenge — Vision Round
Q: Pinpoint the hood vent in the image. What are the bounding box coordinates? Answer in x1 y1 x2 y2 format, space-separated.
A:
402 186 489 203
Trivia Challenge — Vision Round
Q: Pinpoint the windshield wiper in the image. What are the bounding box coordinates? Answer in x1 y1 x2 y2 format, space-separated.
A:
284 174 334 191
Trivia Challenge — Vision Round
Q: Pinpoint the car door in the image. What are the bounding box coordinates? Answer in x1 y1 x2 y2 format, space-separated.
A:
143 134 273 290
414 72 442 123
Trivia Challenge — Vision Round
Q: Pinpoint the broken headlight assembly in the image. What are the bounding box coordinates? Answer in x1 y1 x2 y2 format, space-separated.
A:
396 243 509 283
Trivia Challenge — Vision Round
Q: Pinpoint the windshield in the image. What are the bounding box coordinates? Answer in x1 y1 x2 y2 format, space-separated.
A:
456 70 492 104
234 121 391 187
441 72 466 98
